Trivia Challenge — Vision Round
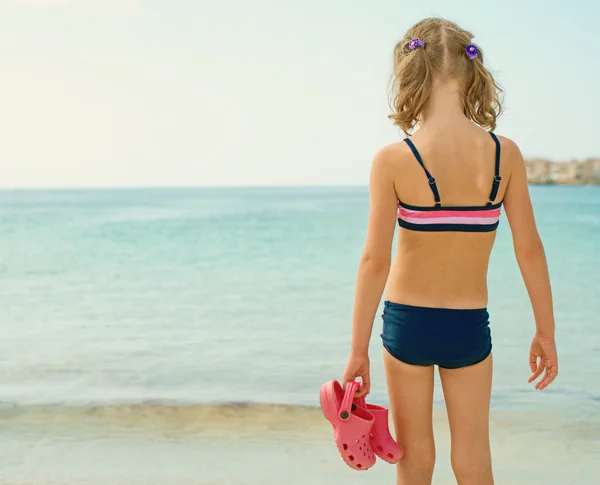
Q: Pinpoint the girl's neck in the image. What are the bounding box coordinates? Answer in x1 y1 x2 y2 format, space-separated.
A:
419 78 469 130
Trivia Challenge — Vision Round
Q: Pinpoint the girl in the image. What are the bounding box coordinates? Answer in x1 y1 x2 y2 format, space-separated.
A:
341 18 558 485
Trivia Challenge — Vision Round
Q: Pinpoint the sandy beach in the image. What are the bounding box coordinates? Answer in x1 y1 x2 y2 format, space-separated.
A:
2 402 599 485
201 403 600 485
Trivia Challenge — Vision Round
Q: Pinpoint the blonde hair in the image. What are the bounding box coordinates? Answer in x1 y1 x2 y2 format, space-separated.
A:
388 18 503 134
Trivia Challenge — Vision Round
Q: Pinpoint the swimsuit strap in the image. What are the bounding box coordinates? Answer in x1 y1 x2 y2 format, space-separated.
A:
488 132 502 206
403 138 441 208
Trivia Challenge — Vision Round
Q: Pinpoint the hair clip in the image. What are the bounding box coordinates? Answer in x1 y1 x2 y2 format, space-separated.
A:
466 44 479 60
408 38 425 50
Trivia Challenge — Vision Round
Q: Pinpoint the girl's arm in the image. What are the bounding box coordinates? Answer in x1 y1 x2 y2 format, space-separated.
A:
502 137 558 390
342 148 399 396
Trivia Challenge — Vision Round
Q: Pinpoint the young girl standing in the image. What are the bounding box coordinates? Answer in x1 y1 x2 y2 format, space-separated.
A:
342 18 558 485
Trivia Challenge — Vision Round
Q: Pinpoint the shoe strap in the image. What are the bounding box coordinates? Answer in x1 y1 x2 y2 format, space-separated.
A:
339 381 359 420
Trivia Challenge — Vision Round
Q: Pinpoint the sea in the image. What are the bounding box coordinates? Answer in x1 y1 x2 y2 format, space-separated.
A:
0 186 599 485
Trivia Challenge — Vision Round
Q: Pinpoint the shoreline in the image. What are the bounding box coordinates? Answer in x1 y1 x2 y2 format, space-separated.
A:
2 400 599 435
2 405 599 485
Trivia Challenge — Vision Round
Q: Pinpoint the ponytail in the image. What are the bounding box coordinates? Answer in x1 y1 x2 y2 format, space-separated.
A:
464 50 503 131
388 39 434 134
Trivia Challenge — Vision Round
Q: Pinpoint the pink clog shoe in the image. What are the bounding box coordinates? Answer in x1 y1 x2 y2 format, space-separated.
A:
354 395 403 463
319 380 376 471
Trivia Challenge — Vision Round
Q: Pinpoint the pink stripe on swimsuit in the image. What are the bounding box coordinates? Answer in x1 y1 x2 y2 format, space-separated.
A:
398 206 501 227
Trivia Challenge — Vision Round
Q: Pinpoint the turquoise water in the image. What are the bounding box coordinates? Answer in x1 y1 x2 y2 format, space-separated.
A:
1 186 599 484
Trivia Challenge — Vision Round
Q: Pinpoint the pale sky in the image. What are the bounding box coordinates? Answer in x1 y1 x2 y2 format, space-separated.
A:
1 0 598 188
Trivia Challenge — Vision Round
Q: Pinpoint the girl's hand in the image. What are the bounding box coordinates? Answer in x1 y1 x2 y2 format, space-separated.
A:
528 334 558 390
341 353 371 398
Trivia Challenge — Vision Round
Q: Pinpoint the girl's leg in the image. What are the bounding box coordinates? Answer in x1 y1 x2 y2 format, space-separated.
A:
438 354 494 485
383 348 436 485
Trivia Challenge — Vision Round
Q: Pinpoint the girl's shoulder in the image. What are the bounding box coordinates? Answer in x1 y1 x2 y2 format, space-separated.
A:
371 140 416 169
493 134 522 156
493 134 525 171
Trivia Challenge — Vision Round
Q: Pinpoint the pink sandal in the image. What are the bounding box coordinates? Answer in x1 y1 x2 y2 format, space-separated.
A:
319 380 376 471
354 395 403 463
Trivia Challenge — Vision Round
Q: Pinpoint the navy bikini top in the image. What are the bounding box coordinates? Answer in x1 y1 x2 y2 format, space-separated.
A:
397 132 503 233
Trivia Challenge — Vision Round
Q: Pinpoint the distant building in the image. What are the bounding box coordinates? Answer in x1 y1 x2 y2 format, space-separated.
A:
525 159 600 185
525 159 551 184
592 160 600 181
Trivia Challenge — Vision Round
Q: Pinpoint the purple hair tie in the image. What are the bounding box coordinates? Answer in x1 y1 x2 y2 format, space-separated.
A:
408 38 425 50
466 44 479 60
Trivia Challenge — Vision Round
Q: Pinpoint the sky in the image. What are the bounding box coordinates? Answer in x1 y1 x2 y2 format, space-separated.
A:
0 0 598 188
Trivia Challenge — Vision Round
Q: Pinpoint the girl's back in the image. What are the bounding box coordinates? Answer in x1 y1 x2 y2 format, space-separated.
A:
385 124 513 309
